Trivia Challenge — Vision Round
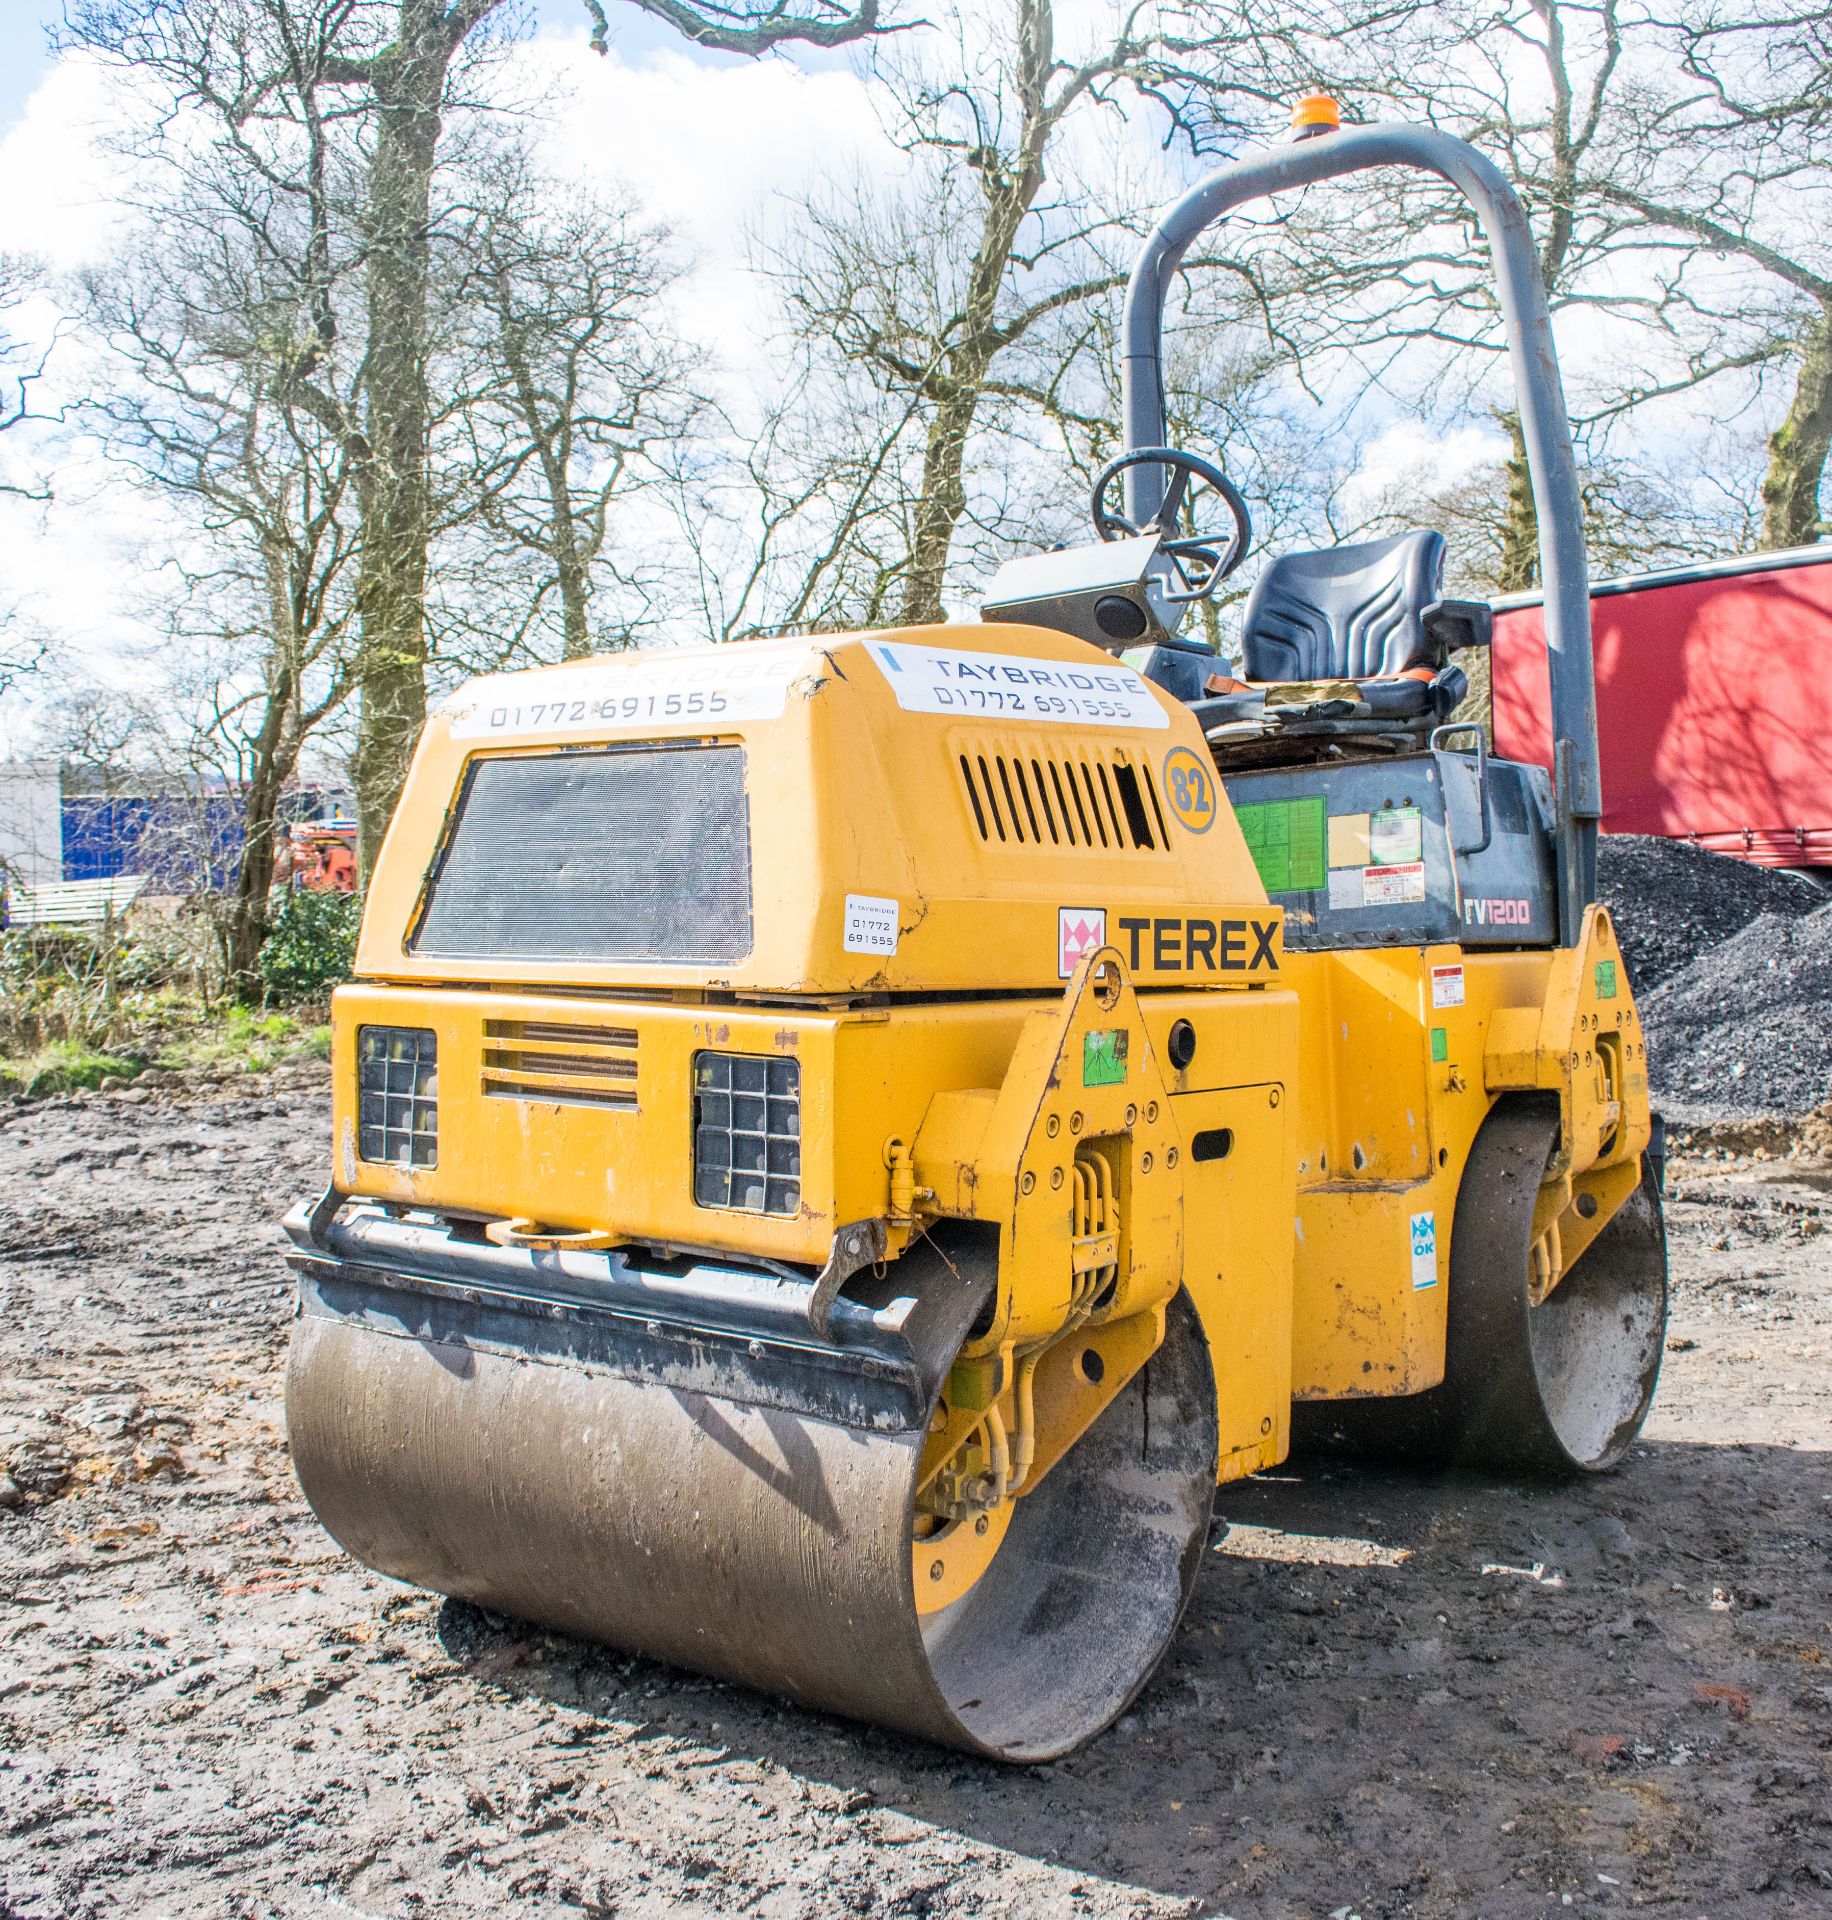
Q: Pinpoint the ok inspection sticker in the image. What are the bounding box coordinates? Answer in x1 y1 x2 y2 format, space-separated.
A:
1410 1211 1438 1290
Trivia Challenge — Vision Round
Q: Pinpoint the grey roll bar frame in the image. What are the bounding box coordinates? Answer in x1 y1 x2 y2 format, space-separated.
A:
1121 122 1601 947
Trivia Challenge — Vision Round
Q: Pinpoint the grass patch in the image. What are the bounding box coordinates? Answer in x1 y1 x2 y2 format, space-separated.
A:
2 1004 332 1099
0 1040 149 1099
154 1005 327 1076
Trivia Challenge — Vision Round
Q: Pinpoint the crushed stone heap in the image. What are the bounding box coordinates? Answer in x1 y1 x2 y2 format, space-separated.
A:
1595 834 1821 991
1642 902 1832 1118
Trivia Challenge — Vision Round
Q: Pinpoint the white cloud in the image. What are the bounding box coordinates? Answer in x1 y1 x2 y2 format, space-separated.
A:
1340 419 1509 521
503 31 896 365
0 49 128 268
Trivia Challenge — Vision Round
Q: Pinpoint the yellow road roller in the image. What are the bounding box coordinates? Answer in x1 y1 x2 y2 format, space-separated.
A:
283 111 1667 1761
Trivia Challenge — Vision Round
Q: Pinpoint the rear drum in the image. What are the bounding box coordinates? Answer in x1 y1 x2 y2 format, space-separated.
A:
1443 1101 1668 1474
1296 1100 1668 1476
285 1249 1218 1761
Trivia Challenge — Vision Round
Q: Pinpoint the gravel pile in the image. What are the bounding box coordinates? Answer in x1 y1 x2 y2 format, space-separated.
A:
1596 834 1821 990
1643 901 1832 1117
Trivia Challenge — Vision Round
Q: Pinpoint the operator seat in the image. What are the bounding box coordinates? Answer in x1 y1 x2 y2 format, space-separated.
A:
1201 530 1490 738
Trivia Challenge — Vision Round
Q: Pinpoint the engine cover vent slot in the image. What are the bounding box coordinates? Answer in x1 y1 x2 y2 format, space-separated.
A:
481 1018 639 1111
958 742 1169 852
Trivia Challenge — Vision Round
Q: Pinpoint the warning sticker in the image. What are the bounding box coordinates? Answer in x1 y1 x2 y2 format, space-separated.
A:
1236 795 1327 893
447 648 811 741
1430 963 1466 1009
870 641 1168 728
1363 862 1428 907
1410 1211 1438 1290
1059 906 1107 978
843 894 899 956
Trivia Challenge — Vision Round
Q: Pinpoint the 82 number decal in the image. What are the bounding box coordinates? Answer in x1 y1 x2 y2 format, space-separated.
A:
1162 744 1217 835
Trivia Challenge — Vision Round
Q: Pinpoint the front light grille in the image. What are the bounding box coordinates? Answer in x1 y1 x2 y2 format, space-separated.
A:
357 1026 438 1169
692 1051 800 1216
480 1017 639 1111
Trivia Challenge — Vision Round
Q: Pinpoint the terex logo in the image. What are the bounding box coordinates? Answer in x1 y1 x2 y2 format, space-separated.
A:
1116 916 1279 973
1464 896 1534 928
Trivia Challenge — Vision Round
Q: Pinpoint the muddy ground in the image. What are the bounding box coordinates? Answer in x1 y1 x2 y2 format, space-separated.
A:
2 1068 1828 1920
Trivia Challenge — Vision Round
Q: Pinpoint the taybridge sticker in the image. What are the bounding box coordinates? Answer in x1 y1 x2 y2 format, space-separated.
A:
870 641 1169 728
1059 907 1106 978
446 648 810 740
1410 1211 1438 1290
1430 963 1466 1009
1161 745 1217 834
843 894 899 956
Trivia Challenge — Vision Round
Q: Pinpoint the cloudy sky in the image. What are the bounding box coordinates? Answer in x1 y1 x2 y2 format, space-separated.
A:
0 2 913 747
0 1 1564 755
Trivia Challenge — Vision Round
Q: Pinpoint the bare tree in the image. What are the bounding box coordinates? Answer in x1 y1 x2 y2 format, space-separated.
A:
0 254 51 476
79 166 363 993
1157 0 1774 589
450 152 704 659
68 0 892 873
1591 3 1832 548
750 0 1283 626
0 254 54 690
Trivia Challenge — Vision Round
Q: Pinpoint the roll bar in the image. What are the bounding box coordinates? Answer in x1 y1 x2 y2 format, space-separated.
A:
1121 122 1601 947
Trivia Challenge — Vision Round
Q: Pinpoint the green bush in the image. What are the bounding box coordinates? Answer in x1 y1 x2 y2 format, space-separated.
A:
259 888 362 1000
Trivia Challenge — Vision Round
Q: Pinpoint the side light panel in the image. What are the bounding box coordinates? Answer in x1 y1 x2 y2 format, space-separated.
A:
357 1026 438 1169
692 1051 800 1216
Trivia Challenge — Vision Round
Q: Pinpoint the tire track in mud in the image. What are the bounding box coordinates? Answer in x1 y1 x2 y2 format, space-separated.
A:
1 1071 1828 1919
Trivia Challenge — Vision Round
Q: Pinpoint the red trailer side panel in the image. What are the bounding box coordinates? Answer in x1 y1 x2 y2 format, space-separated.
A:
1491 547 1832 865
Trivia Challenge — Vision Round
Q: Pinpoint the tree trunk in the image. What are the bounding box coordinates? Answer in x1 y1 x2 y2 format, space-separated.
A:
556 525 593 658
895 0 1052 626
1760 305 1832 551
224 544 308 999
224 778 283 997
1496 410 1540 593
900 361 992 626
351 5 451 876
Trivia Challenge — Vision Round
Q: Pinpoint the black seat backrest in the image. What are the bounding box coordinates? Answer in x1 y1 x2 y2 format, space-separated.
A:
1240 530 1447 683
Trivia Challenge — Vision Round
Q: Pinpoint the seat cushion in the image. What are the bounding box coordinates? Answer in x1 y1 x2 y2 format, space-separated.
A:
1241 531 1448 682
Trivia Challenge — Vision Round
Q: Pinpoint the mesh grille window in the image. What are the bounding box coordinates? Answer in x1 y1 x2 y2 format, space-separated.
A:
357 1026 438 1169
413 745 752 963
693 1052 800 1216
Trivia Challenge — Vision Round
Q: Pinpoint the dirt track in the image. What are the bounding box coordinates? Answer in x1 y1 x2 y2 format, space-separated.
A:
2 1069 1828 1919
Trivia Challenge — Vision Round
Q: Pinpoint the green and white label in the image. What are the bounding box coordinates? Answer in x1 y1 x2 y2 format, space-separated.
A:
1369 805 1423 865
1236 796 1326 894
1082 1029 1129 1087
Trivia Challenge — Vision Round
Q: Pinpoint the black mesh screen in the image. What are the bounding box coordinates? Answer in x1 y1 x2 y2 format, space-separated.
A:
357 1026 438 1168
413 746 752 963
693 1052 801 1216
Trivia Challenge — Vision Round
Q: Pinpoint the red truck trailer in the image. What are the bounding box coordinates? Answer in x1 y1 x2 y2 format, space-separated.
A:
1492 544 1832 870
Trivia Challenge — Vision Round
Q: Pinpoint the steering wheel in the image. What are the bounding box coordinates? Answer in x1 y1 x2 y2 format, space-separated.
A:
1090 446 1252 602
